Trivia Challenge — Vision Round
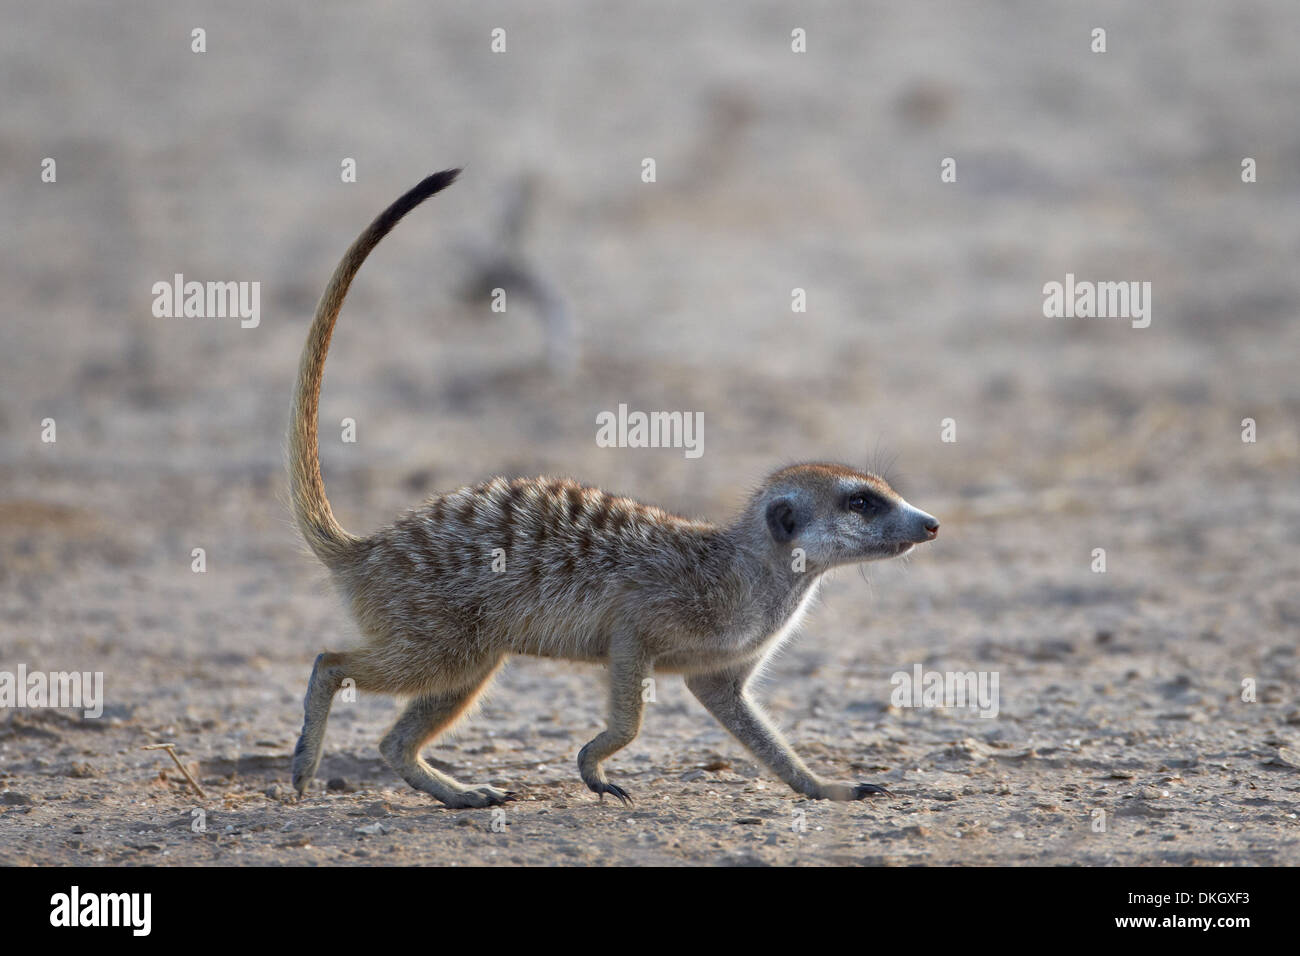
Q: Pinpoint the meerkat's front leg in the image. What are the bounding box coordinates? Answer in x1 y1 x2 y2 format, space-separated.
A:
577 630 649 807
686 663 891 801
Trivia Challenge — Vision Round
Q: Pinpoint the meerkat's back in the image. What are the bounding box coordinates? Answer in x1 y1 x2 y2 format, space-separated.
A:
339 476 739 664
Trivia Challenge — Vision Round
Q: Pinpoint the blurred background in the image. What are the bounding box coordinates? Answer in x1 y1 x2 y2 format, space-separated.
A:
1 1 1298 864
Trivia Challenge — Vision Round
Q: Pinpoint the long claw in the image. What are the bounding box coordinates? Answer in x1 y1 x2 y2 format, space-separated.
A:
591 781 634 807
854 783 893 799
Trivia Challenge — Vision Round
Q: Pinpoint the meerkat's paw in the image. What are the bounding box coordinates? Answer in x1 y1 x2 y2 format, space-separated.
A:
812 781 893 801
290 737 320 797
442 784 516 809
576 741 635 807
585 780 634 808
850 783 892 799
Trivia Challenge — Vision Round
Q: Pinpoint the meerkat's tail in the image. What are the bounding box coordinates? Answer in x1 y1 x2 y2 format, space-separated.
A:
289 168 462 566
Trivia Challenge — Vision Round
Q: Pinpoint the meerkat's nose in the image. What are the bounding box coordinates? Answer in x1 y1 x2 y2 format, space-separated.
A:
902 504 939 543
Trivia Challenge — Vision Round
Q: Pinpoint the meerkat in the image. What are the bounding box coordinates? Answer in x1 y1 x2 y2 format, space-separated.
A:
457 173 575 374
289 170 939 809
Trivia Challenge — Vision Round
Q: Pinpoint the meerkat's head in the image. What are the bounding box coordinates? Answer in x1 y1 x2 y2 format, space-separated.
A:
752 463 938 570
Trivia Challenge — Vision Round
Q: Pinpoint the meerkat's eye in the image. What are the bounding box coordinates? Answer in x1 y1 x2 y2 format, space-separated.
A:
846 492 884 516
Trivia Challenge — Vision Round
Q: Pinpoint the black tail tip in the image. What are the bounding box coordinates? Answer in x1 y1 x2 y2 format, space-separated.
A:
419 168 462 195
378 168 463 230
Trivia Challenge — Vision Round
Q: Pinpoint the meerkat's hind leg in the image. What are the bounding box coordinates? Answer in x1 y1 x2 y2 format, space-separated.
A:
379 658 513 809
292 651 351 796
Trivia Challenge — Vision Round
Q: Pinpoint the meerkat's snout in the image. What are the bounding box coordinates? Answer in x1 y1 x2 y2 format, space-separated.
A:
901 503 940 543
880 502 939 557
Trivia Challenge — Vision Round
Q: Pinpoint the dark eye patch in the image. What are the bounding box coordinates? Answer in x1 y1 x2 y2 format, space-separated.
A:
845 489 887 516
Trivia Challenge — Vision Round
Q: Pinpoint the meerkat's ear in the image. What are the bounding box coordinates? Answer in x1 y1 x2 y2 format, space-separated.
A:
765 496 808 544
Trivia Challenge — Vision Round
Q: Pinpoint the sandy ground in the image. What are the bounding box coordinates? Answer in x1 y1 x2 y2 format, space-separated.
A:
2 1 1299 866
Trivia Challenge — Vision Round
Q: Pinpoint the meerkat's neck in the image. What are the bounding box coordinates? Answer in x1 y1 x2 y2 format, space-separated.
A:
721 502 826 636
